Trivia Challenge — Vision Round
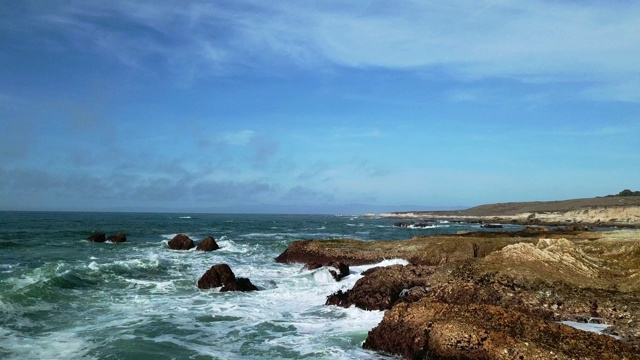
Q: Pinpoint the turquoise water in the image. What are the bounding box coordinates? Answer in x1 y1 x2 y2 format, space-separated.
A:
0 212 503 359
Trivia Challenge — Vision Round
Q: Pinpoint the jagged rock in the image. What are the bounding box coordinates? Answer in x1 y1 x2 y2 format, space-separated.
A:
220 277 258 292
168 234 195 250
328 262 350 281
363 299 638 360
196 236 219 251
87 232 106 243
326 265 434 310
197 264 236 289
106 233 127 243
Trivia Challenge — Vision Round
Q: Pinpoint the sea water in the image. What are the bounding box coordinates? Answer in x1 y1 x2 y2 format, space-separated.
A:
0 212 510 359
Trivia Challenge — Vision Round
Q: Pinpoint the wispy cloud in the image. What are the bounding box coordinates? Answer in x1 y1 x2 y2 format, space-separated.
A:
15 0 639 100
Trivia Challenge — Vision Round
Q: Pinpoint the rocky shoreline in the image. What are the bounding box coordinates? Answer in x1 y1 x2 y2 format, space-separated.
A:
276 228 640 359
379 196 640 228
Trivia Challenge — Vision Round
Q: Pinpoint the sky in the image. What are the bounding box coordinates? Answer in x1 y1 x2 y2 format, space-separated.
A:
1 0 639 214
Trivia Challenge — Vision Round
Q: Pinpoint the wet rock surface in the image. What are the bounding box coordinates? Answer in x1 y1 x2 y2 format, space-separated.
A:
196 236 219 251
87 232 106 242
197 264 259 292
220 277 258 292
168 234 195 250
106 233 127 243
197 264 236 289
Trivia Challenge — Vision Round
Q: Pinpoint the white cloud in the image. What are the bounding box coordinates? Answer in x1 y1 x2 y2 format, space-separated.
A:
15 0 640 101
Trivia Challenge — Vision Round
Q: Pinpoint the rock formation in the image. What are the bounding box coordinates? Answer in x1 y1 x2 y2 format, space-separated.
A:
197 264 236 289
197 263 259 292
87 232 106 243
364 299 638 360
220 277 258 292
196 236 219 251
106 233 127 243
168 234 195 250
277 229 640 358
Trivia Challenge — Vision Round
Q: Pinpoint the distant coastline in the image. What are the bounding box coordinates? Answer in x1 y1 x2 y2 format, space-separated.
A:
379 195 640 227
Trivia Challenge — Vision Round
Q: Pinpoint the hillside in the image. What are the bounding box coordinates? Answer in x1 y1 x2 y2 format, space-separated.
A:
381 196 640 227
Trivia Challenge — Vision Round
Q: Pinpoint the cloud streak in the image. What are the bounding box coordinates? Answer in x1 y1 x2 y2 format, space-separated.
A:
14 0 640 101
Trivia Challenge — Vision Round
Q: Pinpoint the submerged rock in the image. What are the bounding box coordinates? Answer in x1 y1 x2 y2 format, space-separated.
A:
220 277 258 292
196 236 219 251
197 264 259 292
87 232 106 243
197 264 236 289
168 234 195 250
106 233 127 243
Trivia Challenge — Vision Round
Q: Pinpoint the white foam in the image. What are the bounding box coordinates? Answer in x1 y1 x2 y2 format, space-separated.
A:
0 328 97 360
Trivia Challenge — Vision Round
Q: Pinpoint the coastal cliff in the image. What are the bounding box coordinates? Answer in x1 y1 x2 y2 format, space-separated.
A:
380 196 640 227
277 228 640 359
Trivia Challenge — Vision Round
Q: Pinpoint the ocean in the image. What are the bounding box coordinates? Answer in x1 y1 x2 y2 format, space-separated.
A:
0 211 515 359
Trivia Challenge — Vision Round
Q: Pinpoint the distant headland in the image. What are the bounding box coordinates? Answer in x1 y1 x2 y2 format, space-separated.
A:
379 190 640 227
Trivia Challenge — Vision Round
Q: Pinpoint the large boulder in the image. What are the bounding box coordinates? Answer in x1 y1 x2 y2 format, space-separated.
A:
197 264 236 289
196 236 219 251
220 277 259 292
106 233 127 243
168 234 195 250
326 264 433 310
87 232 106 243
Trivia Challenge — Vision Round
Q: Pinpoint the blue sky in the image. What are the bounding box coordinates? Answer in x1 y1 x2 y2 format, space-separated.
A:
1 1 639 213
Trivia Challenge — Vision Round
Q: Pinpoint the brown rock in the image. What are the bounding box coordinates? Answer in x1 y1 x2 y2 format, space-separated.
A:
197 264 236 289
168 234 195 250
220 277 258 292
87 232 106 243
106 233 127 243
326 264 433 310
196 236 219 251
364 299 639 360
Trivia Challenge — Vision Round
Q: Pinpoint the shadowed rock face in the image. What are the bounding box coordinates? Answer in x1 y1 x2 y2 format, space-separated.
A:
106 233 126 243
168 234 195 250
197 264 259 292
196 236 219 251
364 299 639 360
326 265 434 310
197 264 236 289
220 277 258 292
87 232 106 242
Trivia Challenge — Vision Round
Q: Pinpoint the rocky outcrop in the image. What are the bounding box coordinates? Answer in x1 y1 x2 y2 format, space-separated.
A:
220 277 258 292
196 236 219 251
364 299 639 360
274 231 561 267
302 230 640 358
106 233 127 243
197 264 236 289
326 265 433 310
197 264 259 292
168 234 195 250
87 232 106 242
